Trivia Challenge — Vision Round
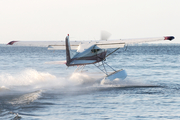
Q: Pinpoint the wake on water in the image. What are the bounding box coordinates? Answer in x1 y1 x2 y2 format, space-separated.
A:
0 68 157 93
0 68 159 119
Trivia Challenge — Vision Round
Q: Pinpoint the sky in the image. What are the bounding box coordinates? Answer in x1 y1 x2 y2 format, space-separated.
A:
0 0 180 44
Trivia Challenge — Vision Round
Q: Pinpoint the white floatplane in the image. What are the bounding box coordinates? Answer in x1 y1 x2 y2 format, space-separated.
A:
7 33 174 81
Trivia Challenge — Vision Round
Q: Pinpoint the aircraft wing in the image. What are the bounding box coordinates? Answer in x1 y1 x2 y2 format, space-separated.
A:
7 40 82 49
7 40 125 49
119 36 174 44
7 41 66 47
7 36 174 50
48 36 174 50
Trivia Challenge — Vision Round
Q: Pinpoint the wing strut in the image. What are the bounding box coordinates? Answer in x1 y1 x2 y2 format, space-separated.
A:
105 48 120 58
94 60 127 81
94 61 116 75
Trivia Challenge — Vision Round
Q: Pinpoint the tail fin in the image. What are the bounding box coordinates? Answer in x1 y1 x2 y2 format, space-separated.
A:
65 34 71 66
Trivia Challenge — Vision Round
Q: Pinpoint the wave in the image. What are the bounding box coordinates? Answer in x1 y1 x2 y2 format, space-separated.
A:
0 68 158 96
100 77 158 88
8 90 42 105
0 69 56 88
69 72 102 86
0 69 103 94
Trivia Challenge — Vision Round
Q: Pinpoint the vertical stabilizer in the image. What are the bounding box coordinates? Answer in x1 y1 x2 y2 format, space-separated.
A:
65 34 71 66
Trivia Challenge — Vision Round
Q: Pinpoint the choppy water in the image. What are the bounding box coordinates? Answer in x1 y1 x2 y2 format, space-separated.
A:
0 44 180 120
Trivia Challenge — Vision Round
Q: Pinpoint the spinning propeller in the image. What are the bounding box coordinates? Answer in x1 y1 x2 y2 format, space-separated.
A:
101 30 111 40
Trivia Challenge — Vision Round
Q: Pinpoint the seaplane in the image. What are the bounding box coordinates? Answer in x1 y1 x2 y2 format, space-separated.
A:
7 32 174 81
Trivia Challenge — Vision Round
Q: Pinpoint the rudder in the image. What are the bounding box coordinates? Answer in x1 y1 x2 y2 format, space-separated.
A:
65 34 71 66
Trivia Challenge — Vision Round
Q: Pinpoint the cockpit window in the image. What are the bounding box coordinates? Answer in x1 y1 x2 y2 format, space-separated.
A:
91 49 100 53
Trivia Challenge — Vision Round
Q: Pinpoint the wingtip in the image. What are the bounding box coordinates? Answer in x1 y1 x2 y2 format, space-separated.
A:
164 36 175 41
7 41 18 45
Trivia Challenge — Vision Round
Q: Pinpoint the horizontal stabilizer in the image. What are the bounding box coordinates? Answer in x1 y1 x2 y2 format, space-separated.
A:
69 60 97 66
45 61 66 64
48 45 78 50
